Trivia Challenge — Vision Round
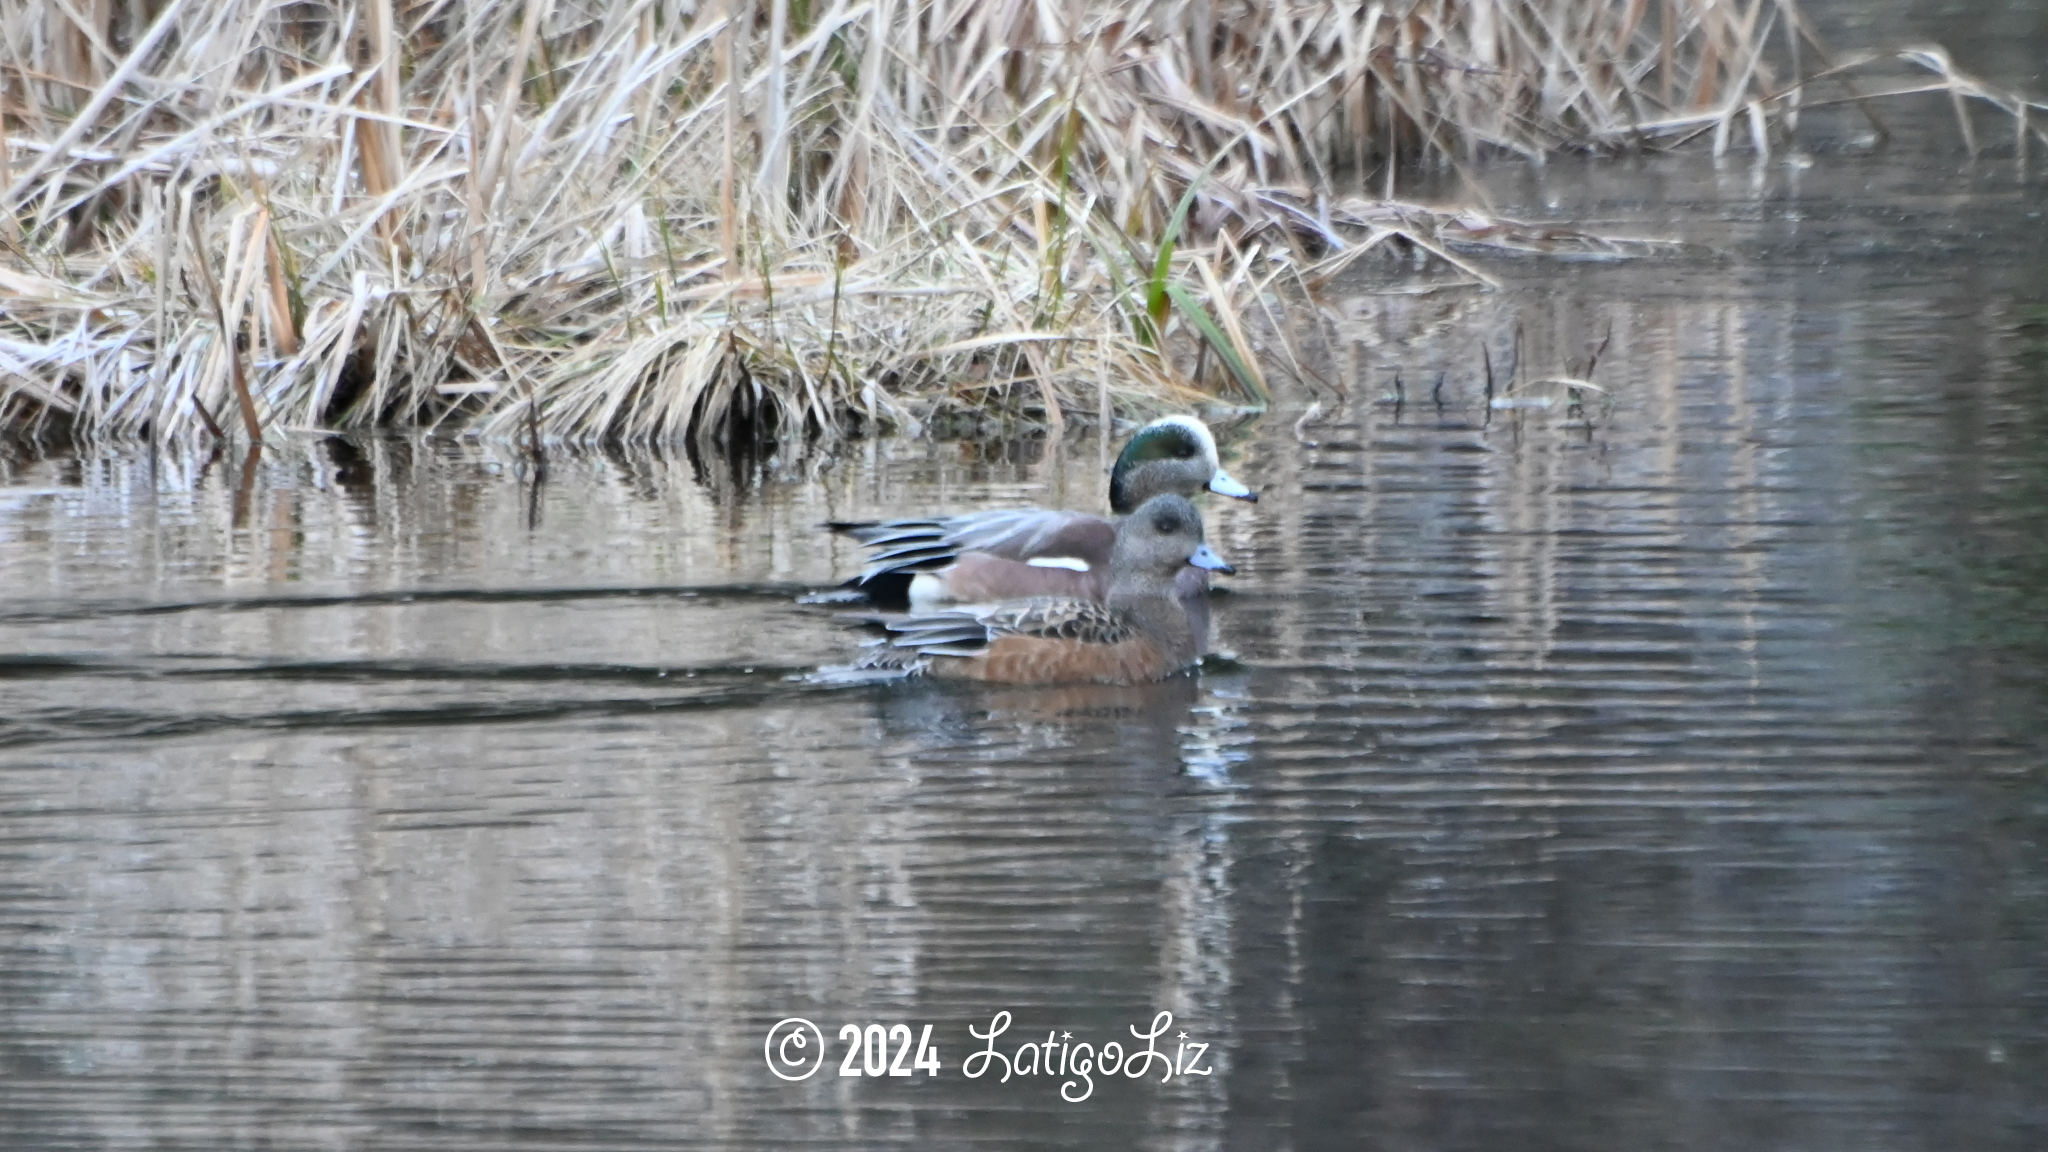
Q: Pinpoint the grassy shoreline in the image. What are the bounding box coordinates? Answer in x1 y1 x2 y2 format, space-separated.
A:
0 1 2032 447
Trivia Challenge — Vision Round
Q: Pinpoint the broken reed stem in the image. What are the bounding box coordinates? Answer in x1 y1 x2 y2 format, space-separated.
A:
718 0 740 278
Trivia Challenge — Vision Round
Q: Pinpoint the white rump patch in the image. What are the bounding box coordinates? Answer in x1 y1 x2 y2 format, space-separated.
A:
1026 556 1092 572
908 573 951 608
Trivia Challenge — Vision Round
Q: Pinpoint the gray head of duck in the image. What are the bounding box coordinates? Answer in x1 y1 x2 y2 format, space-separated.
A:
1108 415 1257 514
1108 494 1235 596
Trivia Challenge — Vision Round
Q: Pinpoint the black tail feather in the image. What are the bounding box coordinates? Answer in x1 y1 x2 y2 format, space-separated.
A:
842 570 916 608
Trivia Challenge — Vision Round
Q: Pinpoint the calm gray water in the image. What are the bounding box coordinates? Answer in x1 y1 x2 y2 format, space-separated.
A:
6 36 2048 1152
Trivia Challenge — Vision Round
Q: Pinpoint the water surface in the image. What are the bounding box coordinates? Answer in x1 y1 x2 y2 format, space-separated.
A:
5 64 2048 1152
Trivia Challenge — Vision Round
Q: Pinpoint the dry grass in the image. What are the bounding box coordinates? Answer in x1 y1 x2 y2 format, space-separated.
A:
2 1 2039 446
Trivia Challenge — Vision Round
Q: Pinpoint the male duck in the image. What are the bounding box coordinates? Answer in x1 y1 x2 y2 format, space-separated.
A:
830 415 1255 611
864 494 1232 685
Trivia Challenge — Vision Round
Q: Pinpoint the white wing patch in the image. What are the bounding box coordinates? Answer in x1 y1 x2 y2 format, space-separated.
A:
1025 556 1092 572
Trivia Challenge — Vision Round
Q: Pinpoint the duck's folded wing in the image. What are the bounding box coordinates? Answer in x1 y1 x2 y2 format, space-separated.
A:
885 598 1136 657
831 508 1112 581
883 611 996 657
977 599 1138 644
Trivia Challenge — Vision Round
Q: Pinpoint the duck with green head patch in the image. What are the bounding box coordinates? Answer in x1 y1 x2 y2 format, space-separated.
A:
827 415 1254 646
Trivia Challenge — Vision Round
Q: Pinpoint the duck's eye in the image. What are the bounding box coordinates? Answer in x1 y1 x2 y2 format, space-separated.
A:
1152 512 1181 534
1173 443 1196 458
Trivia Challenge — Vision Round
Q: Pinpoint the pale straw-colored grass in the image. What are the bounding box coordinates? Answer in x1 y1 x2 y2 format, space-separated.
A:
2 1 2040 445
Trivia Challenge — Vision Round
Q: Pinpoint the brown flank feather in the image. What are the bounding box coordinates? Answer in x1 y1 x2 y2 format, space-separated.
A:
936 634 1183 685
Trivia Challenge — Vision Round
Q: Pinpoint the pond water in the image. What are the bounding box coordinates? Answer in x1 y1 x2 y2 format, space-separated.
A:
6 36 2048 1152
